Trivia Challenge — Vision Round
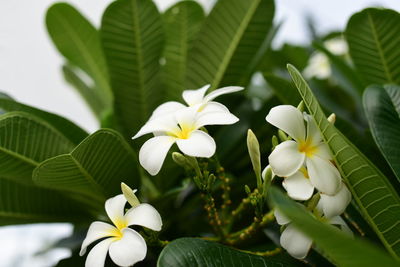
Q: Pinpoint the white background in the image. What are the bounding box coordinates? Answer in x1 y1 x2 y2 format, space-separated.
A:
1 0 400 266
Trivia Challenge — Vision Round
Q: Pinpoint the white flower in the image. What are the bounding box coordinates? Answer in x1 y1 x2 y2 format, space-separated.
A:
149 84 243 119
324 38 348 56
80 194 162 267
266 105 341 197
274 207 352 259
133 105 239 175
317 182 352 218
303 52 331 79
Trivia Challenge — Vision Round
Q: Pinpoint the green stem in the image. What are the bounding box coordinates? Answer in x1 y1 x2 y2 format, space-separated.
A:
238 247 282 257
201 192 225 240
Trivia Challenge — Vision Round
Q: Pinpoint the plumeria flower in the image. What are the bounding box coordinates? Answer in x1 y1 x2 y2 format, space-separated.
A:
274 207 352 259
317 182 352 218
80 194 162 267
149 84 243 120
266 105 341 196
133 105 239 175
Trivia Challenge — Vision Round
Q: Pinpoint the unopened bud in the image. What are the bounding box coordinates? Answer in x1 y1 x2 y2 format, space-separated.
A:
278 130 288 142
272 135 279 149
172 152 188 168
327 113 336 124
121 182 140 208
247 129 262 189
245 185 251 195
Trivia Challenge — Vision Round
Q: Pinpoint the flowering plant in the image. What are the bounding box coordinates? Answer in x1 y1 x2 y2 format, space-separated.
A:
1 0 400 266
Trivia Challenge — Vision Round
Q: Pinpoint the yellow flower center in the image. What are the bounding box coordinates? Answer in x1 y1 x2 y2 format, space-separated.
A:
169 123 195 139
298 139 318 157
109 219 127 240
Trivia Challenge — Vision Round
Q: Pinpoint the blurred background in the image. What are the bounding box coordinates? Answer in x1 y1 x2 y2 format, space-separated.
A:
0 0 399 266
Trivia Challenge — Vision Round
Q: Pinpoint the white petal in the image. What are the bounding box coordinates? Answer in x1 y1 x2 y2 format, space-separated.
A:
306 156 341 195
199 101 229 113
176 130 215 158
182 85 210 106
85 238 114 267
125 203 162 231
319 183 351 218
105 194 127 229
149 101 186 120
280 224 313 259
195 110 239 128
132 116 179 139
139 136 176 176
329 216 353 236
304 114 322 145
274 208 290 225
266 105 306 141
109 228 147 267
203 86 244 102
314 143 332 160
268 140 305 177
80 222 116 256
283 172 314 201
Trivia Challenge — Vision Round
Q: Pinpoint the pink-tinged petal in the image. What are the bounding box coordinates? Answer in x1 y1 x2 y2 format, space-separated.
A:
105 195 127 229
85 238 114 267
306 156 341 195
182 85 210 106
176 130 215 158
125 203 162 231
266 105 306 141
319 183 351 218
203 86 244 102
139 136 176 176
283 172 314 201
80 222 116 256
109 228 147 267
149 101 186 120
280 224 313 259
268 140 305 177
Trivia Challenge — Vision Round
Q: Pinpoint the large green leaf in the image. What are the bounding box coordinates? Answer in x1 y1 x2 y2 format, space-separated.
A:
263 73 301 106
363 84 400 183
0 97 87 145
269 187 399 267
33 129 140 203
185 0 275 90
46 3 111 115
101 0 164 137
157 237 304 267
162 1 205 101
0 112 75 185
287 64 400 259
345 8 400 85
0 178 90 225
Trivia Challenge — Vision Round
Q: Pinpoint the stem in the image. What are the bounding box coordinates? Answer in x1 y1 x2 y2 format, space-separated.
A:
216 166 232 220
201 192 225 240
238 247 282 257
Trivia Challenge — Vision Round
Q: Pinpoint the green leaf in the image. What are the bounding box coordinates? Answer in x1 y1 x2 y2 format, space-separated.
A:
157 237 304 267
62 64 106 120
162 1 205 101
0 178 91 225
363 84 400 183
345 8 400 85
185 0 275 90
33 129 141 203
0 112 75 185
0 178 90 225
269 187 399 267
263 73 302 106
101 0 164 137
287 64 400 259
0 97 87 145
46 3 111 114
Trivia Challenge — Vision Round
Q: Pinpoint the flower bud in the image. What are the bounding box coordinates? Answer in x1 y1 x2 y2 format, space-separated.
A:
121 182 140 208
327 113 336 124
247 129 262 189
278 130 288 142
272 135 279 150
172 152 189 168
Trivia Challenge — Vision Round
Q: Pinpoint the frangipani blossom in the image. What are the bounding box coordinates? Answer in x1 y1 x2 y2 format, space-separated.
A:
133 105 239 175
80 194 162 267
274 207 352 259
149 85 243 119
266 105 341 196
317 182 352 218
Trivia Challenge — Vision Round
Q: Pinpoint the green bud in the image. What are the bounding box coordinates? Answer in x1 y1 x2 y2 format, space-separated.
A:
207 174 216 190
172 152 188 168
297 101 305 112
307 193 321 211
245 185 251 195
121 182 140 208
247 129 262 189
271 135 279 150
278 130 288 142
327 113 336 124
262 167 273 199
